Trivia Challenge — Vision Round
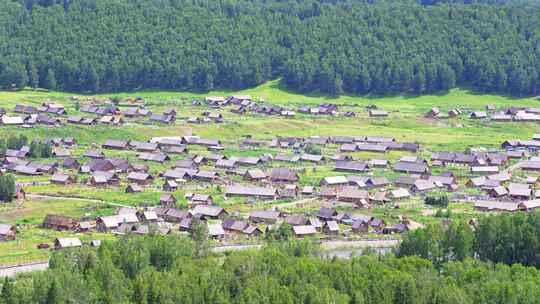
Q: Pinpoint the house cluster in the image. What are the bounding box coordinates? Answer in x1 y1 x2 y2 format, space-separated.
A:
0 103 67 127
470 106 540 122
6 131 532 209
2 137 76 177
41 200 407 244
74 105 176 126
201 95 254 108
187 112 224 124
425 107 462 118
0 99 173 128
199 96 361 118
423 104 540 122
298 103 339 116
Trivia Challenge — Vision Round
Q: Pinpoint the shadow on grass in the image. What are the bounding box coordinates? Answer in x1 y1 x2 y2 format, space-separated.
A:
9 79 540 102
264 79 540 102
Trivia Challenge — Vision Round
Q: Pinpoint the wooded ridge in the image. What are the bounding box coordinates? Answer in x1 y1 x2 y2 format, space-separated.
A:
1 0 540 96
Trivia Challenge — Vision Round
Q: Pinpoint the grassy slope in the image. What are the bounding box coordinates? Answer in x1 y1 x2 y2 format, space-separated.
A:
0 80 537 264
0 80 538 151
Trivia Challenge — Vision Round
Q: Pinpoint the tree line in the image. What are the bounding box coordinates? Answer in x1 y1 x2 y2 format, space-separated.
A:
0 135 53 159
3 236 540 303
399 211 540 268
1 0 540 96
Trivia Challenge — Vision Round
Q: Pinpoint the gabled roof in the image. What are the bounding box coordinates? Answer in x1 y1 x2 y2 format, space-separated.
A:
127 172 153 181
334 161 368 172
222 219 248 232
393 161 428 174
474 201 519 211
244 169 266 179
274 154 300 162
51 173 72 183
324 221 339 232
1 116 24 125
337 186 369 200
270 168 298 182
317 207 337 219
249 210 280 221
208 223 225 236
102 139 129 149
43 214 75 227
413 179 436 191
300 154 324 162
132 141 159 151
292 225 317 235
391 188 411 199
226 184 277 197
163 168 192 180
321 176 349 185
138 152 169 162
507 183 531 197
356 143 388 153
367 176 390 187
192 205 226 217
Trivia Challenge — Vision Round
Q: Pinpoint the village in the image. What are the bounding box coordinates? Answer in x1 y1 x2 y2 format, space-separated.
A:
0 92 538 256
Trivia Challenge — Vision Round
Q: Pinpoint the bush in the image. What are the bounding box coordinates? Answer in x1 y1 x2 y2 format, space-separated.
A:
424 194 449 207
304 144 321 155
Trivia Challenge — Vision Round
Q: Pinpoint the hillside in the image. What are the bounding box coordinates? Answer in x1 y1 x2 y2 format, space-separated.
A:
1 0 540 96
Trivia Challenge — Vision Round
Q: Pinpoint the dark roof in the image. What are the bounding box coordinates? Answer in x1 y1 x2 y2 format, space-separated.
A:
249 210 280 221
270 168 298 182
285 215 308 226
43 214 74 227
393 161 429 174
317 207 337 220
335 161 368 172
102 139 129 149
226 184 277 197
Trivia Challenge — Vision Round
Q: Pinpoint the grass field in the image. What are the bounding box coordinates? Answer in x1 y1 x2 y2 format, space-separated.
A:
0 80 538 151
0 80 537 265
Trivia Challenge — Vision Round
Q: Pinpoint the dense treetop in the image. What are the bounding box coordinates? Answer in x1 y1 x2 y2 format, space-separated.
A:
1 0 540 96
4 236 540 304
399 211 540 268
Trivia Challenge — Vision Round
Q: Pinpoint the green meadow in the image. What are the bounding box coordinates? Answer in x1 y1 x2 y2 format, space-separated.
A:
0 80 537 265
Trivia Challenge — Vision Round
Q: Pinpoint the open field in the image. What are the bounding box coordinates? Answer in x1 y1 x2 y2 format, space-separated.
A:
0 80 538 265
1 80 538 151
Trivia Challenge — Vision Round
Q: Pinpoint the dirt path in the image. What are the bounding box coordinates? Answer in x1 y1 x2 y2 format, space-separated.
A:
26 194 131 208
320 238 400 250
0 262 48 277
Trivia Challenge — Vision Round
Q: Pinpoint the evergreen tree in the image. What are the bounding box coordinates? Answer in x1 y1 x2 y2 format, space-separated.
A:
0 61 28 89
86 65 100 93
190 219 209 258
45 280 61 304
1 277 14 304
413 67 426 94
42 68 57 90
27 62 39 88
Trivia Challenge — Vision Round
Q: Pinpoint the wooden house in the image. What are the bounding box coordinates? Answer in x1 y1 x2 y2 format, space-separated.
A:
160 193 177 208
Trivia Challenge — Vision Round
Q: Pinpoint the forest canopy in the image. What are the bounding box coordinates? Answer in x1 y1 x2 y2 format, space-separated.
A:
4 236 540 304
1 0 540 96
398 212 540 268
